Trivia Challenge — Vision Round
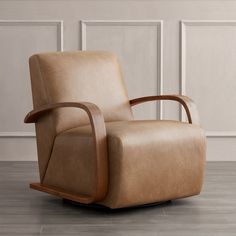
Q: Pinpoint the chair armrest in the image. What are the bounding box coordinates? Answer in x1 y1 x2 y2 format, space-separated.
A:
24 102 108 203
130 95 200 125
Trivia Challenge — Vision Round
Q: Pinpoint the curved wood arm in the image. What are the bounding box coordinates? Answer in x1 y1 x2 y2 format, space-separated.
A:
25 102 108 203
130 95 200 125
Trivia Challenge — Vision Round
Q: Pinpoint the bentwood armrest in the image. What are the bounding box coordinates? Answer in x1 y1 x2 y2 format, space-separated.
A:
130 95 200 125
25 102 108 203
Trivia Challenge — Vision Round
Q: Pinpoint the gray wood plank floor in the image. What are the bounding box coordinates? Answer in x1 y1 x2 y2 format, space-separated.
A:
0 162 235 236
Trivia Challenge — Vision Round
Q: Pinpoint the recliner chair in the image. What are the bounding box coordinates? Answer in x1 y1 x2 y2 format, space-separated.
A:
25 51 206 209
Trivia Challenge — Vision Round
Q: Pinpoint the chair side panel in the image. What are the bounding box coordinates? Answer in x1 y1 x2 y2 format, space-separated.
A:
29 56 57 181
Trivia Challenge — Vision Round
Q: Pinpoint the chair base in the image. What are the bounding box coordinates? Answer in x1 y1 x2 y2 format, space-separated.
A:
63 198 171 211
30 182 92 204
30 182 171 210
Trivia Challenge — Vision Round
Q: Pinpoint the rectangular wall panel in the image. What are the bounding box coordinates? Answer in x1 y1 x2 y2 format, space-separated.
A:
0 20 63 137
0 20 63 160
181 21 236 137
81 20 163 120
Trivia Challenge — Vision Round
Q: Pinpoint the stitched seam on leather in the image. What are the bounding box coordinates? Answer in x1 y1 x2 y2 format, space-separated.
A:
35 56 57 183
42 136 57 184
57 124 93 137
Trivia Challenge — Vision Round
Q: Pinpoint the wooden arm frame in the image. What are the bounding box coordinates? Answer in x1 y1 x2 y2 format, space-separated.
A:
130 95 200 125
24 102 108 204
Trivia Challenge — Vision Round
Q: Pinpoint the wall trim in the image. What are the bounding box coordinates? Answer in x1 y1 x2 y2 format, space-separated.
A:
0 132 36 138
80 20 163 119
180 20 236 138
0 20 64 138
206 131 236 138
0 20 64 51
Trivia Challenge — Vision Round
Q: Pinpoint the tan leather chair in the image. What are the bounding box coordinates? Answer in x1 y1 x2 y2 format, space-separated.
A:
25 51 206 209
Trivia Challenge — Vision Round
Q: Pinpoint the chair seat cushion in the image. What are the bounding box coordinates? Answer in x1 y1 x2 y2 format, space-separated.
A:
43 120 206 209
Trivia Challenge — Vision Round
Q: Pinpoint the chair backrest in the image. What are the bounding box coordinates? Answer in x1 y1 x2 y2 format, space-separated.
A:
29 51 133 180
30 51 133 131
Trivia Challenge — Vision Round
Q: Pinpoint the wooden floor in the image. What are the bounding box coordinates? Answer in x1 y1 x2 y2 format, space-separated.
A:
0 162 235 235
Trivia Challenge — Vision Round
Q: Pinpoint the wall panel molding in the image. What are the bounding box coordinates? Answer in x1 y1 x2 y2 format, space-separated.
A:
0 20 63 51
0 20 63 138
181 20 236 138
80 20 164 119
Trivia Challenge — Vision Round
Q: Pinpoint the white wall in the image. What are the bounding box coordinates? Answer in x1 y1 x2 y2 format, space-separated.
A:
0 0 236 161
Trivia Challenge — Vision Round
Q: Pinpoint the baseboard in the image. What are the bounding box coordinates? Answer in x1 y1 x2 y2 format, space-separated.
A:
0 137 37 161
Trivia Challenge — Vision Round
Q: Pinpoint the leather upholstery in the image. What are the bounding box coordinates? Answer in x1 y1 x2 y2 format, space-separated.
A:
28 51 206 208
43 120 206 209
29 51 133 180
